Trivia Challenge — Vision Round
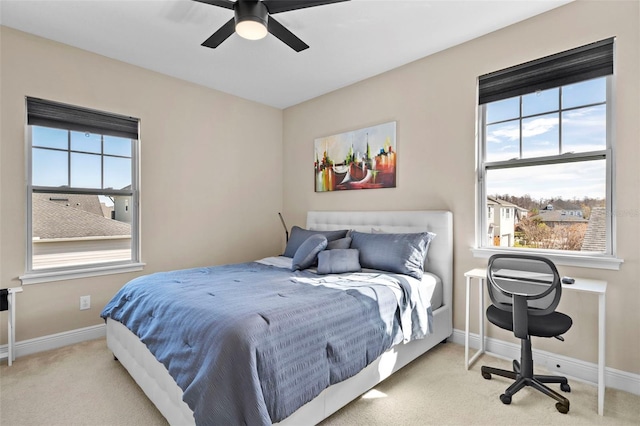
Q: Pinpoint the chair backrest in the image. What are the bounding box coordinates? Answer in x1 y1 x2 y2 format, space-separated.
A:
487 254 562 317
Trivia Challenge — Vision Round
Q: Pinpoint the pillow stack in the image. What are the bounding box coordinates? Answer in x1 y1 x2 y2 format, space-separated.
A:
284 226 436 279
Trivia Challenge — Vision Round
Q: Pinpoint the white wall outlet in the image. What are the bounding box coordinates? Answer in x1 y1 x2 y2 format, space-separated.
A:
80 295 91 310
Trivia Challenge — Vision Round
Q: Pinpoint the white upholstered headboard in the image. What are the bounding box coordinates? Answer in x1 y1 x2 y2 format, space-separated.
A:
306 210 453 309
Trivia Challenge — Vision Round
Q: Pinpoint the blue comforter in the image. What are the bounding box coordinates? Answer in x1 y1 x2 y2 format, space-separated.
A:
101 261 432 425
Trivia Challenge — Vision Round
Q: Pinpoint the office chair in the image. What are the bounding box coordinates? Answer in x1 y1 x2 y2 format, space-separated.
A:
481 254 572 414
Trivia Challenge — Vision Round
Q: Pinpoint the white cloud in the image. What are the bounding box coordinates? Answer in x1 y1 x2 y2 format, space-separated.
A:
522 116 558 138
487 160 606 200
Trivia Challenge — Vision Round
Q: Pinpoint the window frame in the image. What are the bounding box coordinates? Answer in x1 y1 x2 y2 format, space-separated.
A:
20 100 144 285
474 75 622 270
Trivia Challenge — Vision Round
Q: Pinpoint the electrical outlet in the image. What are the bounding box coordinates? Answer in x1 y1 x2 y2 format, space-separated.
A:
80 295 91 310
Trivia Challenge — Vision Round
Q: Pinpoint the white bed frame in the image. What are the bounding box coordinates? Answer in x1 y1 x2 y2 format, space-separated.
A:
106 210 453 425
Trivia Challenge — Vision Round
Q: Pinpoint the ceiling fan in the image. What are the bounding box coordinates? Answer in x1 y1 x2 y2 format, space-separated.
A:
194 0 350 52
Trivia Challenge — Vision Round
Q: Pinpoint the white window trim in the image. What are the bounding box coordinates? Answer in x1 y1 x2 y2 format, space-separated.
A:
19 262 146 285
23 103 143 283
475 75 623 270
471 247 623 270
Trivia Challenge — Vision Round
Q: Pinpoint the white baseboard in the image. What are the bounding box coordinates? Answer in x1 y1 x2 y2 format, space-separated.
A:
0 323 106 360
450 329 640 397
2 324 638 398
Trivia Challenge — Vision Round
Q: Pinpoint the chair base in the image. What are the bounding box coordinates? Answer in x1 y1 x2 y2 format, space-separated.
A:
481 360 571 414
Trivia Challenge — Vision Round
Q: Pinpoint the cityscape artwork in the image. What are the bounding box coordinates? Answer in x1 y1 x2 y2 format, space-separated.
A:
314 121 396 192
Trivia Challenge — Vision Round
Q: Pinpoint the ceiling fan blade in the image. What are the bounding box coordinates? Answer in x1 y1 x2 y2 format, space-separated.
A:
202 18 236 48
267 15 309 52
192 0 235 9
264 0 349 14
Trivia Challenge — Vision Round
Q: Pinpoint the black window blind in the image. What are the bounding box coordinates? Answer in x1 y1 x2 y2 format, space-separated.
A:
26 97 139 139
478 37 614 105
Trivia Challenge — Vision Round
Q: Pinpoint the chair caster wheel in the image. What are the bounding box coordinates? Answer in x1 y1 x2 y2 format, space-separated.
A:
500 394 511 405
560 383 571 392
482 372 492 380
556 402 570 414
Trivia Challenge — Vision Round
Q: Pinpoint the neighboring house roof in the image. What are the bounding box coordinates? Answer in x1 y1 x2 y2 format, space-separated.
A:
531 210 588 224
547 200 583 211
33 195 130 239
487 196 518 208
34 192 105 216
581 206 606 252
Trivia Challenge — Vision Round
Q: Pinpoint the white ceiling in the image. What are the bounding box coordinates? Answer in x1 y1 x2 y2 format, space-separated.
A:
0 0 572 109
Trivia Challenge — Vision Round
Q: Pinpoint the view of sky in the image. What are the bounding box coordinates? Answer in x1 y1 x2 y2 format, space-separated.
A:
484 77 607 201
32 126 132 191
486 160 606 201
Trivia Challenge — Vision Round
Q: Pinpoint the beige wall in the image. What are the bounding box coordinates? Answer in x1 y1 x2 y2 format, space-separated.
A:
283 0 640 374
1 1 638 376
0 27 284 341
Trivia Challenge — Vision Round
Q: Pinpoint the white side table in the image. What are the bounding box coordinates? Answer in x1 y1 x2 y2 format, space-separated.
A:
1 287 23 366
464 268 487 371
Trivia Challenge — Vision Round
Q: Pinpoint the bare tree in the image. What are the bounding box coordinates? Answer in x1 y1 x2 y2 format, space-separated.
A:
517 216 552 248
517 217 586 250
550 223 588 251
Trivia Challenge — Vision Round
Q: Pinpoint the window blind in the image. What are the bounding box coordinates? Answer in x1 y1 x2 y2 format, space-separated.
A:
478 38 614 105
26 97 139 139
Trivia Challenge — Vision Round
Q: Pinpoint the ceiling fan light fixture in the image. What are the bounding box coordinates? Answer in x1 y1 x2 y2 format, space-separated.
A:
235 1 269 41
236 19 268 40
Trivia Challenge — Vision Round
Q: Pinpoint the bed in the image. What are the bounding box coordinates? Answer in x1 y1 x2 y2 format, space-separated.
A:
102 210 453 425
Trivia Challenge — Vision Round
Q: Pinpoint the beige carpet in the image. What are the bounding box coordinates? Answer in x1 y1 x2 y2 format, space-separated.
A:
1 338 638 425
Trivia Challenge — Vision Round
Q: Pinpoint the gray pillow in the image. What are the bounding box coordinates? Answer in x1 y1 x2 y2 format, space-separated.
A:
283 226 349 258
350 231 436 279
326 236 352 250
291 235 328 271
317 249 361 274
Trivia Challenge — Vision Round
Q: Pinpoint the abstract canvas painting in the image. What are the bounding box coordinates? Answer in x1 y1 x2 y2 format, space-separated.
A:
314 121 396 192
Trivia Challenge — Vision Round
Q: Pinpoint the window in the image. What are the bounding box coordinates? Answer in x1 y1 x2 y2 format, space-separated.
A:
22 98 142 283
476 38 621 269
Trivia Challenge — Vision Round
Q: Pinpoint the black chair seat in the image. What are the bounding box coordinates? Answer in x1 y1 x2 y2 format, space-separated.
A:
487 305 572 338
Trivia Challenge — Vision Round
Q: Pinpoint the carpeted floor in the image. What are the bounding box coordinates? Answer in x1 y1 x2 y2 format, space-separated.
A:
1 338 638 425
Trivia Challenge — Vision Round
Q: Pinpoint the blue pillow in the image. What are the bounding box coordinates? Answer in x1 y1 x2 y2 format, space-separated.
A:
283 226 349 258
326 236 352 250
291 235 328 271
350 231 436 279
317 249 361 274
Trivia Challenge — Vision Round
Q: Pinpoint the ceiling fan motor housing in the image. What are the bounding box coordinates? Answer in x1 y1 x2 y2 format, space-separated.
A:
234 1 268 29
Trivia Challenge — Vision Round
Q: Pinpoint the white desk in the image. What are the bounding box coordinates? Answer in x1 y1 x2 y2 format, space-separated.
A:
0 287 23 366
464 268 607 416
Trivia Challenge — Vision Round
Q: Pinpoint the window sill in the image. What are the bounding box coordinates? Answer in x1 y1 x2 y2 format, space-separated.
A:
471 247 623 270
20 262 146 285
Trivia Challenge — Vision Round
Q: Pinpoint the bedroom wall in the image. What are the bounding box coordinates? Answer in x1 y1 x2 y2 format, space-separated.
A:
282 0 640 375
0 27 284 342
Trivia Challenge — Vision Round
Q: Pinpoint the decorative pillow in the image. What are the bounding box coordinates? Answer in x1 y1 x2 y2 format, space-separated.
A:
291 235 328 271
350 231 436 279
326 236 352 250
283 226 349 258
317 249 361 275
